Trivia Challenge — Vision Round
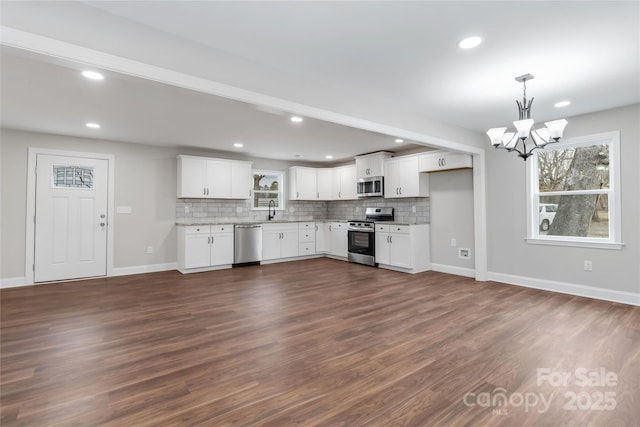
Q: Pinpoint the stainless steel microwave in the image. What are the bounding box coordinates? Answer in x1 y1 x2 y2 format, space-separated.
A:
357 176 384 198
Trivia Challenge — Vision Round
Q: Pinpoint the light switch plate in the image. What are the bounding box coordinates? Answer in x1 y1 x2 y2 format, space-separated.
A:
116 206 132 214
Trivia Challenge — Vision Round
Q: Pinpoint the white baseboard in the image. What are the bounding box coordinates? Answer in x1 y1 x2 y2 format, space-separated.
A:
488 271 640 306
111 262 178 277
0 277 28 289
431 263 475 278
1 263 178 289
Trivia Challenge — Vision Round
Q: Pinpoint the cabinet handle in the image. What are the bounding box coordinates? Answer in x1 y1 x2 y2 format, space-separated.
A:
211 236 214 244
207 236 210 244
329 225 332 231
390 236 393 244
339 191 341 198
203 188 206 196
399 187 402 195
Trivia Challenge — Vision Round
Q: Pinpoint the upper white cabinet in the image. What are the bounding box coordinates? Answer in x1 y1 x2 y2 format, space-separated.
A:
355 152 392 178
384 155 429 198
332 165 357 200
316 169 333 200
289 167 317 200
177 155 252 199
419 151 473 173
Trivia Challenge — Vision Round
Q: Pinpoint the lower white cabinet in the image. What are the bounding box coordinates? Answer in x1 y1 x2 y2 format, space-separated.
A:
298 222 316 256
262 223 299 261
315 222 331 253
178 225 234 272
375 223 430 273
329 222 348 258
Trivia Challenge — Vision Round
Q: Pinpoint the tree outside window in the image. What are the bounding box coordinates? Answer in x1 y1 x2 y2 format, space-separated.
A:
527 131 621 248
252 170 284 210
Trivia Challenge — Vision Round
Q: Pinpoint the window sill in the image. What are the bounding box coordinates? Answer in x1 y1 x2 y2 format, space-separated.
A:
525 238 624 250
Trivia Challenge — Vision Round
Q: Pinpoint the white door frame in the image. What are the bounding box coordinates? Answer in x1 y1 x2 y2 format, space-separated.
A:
26 147 115 284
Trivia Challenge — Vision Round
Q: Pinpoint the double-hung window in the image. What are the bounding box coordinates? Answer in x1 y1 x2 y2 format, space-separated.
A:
252 170 284 210
526 131 622 249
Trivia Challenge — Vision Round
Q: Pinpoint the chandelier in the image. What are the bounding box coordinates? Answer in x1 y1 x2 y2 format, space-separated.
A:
486 74 568 160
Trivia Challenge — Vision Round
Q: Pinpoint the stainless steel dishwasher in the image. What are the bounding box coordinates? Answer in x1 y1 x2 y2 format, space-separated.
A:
234 224 263 265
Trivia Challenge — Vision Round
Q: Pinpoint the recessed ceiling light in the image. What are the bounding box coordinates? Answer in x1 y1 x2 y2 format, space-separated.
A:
290 116 304 123
395 138 404 143
554 100 571 108
325 155 333 159
81 70 104 80
85 122 101 129
234 143 243 148
457 36 483 49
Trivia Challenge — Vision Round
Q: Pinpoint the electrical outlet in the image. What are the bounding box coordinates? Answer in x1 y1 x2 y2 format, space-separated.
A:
147 246 153 254
450 238 457 247
584 260 592 272
184 206 189 214
412 206 416 213
458 248 470 259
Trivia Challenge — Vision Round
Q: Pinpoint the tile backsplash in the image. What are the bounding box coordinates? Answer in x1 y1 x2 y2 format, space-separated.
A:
176 197 429 224
327 198 429 224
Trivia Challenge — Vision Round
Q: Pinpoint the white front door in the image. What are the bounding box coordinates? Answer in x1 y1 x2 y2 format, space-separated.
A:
34 154 109 282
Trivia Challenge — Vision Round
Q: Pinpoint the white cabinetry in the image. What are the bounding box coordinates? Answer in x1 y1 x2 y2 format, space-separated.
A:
177 155 252 199
329 222 348 258
315 222 331 253
177 225 234 273
289 167 317 200
298 222 316 256
384 155 429 198
355 152 392 178
316 169 333 200
374 223 430 273
419 151 472 172
332 165 357 200
262 223 299 261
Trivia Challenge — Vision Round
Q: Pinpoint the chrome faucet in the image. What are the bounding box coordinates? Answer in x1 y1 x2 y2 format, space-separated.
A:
268 199 276 221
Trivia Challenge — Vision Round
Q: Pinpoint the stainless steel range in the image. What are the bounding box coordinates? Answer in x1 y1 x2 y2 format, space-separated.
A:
347 207 394 266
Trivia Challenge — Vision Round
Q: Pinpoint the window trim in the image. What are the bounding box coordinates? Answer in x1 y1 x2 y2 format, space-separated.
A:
251 169 285 211
525 131 622 250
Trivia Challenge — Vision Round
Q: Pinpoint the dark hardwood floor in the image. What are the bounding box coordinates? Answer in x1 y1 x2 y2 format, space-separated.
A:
1 258 638 426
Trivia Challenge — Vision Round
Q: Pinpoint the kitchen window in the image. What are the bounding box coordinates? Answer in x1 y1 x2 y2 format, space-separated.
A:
252 170 284 210
526 131 622 249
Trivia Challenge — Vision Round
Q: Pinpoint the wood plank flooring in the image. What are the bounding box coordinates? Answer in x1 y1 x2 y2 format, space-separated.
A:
1 258 639 426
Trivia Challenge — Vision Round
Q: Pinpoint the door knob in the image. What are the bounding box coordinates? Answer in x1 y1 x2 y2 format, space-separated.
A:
100 222 106 227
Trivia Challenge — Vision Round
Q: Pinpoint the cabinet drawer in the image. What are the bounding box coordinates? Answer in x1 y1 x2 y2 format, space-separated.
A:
185 225 210 235
299 243 315 255
390 225 410 234
375 224 390 232
298 222 314 230
330 222 347 230
298 230 315 243
262 222 299 232
211 224 232 233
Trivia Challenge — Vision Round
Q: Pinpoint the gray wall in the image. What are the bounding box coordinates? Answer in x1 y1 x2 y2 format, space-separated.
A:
0 128 315 279
485 104 640 293
1 128 442 281
429 170 474 270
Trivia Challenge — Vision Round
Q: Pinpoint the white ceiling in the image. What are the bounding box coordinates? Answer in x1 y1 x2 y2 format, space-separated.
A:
1 1 639 159
1 47 423 162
